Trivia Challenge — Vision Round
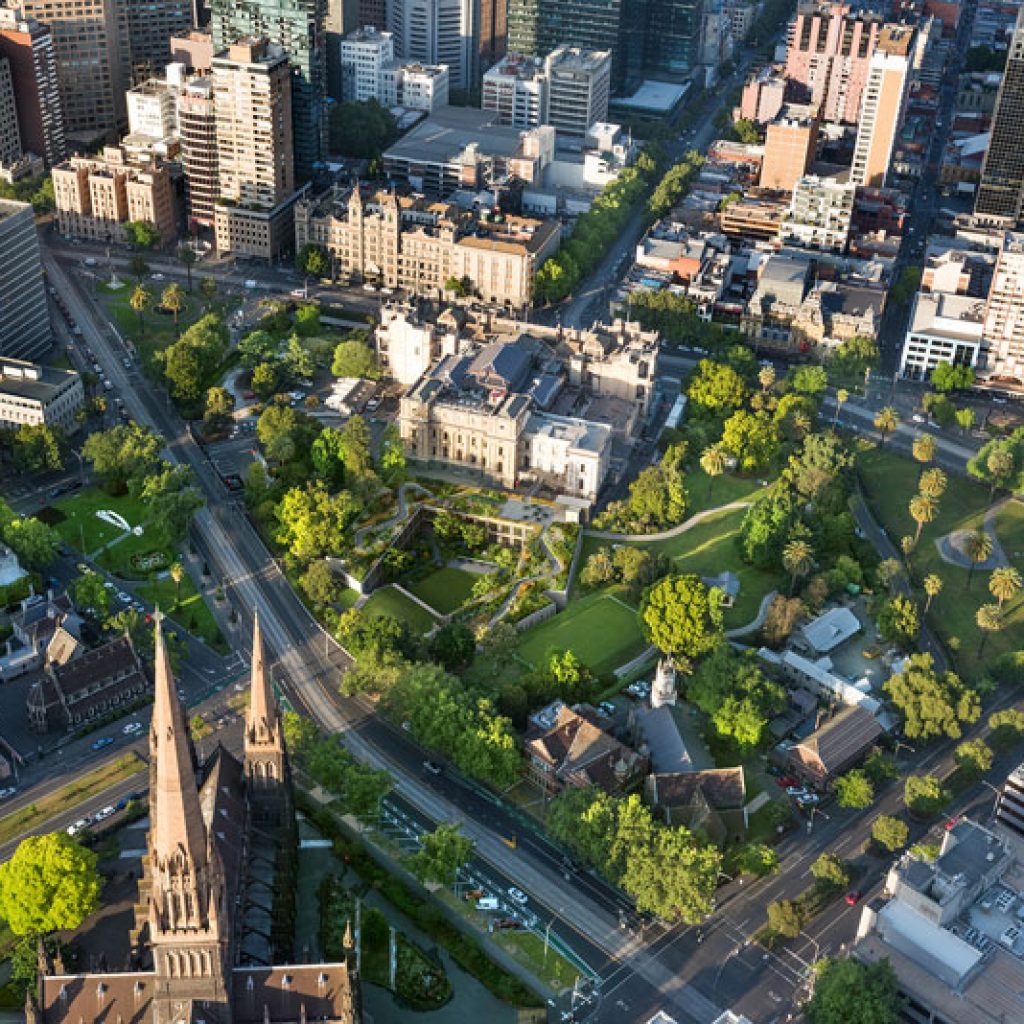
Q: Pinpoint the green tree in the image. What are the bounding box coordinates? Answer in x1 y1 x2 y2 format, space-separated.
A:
284 334 315 381
912 432 936 470
790 364 828 395
976 603 1003 657
378 422 406 478
871 815 909 852
299 559 338 608
918 467 948 499
327 98 399 158
930 362 976 392
687 359 748 414
3 516 58 568
963 528 993 590
956 406 976 435
782 537 814 595
11 423 65 473
310 426 347 487
955 737 994 776
720 409 779 472
331 337 378 378
990 708 1024 742
237 329 280 367
904 774 950 817
203 386 235 433
160 282 186 330
641 574 724 663
123 219 160 249
428 622 476 670
338 414 373 478
408 824 475 886
766 899 803 938
810 852 849 889
476 621 519 670
923 573 943 614
877 594 920 646
199 276 217 303
733 118 760 144
251 361 278 398
82 423 163 493
806 958 903 1024
885 653 980 741
909 493 938 545
835 769 874 809
296 243 330 289
989 566 1022 609
72 571 110 617
0 833 100 935
699 445 726 501
736 842 780 877
275 482 358 562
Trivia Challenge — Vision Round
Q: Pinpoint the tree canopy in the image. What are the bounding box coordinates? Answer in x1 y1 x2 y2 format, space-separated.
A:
408 824 475 886
328 98 398 158
806 958 903 1024
82 422 163 494
641 574 724 662
884 653 980 741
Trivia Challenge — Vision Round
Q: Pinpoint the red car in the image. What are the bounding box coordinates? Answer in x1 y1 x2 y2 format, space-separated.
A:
945 816 961 831
776 775 799 788
845 892 862 906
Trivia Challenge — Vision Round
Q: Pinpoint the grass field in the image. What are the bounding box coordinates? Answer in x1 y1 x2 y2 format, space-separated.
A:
858 447 1024 680
51 489 149 553
0 753 144 846
361 585 438 634
578 507 783 629
685 468 766 517
516 590 646 675
136 574 225 650
405 566 477 614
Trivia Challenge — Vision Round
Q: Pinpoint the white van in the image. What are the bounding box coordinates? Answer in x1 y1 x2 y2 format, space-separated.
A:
476 897 501 911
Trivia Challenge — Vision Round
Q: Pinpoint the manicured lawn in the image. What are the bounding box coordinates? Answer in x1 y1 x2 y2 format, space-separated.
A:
360 585 438 634
136 573 225 650
685 468 766 517
578 508 784 630
996 499 1024 570
406 566 477 614
516 590 646 675
337 587 360 610
858 447 1024 680
492 928 580 991
51 488 149 553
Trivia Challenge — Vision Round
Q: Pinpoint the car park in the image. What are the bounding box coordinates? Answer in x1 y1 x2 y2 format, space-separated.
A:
92 736 114 750
507 887 528 905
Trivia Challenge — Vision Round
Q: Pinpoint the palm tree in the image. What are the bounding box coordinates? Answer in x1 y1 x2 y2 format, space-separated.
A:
169 561 185 607
758 364 775 394
874 406 899 446
918 467 948 499
989 566 1022 609
177 243 196 292
700 446 726 502
199 276 217 304
923 573 943 614
129 283 151 336
877 558 902 593
912 433 936 473
909 493 938 545
977 603 1003 657
901 534 915 569
833 387 848 428
793 411 812 439
161 282 186 332
782 537 814 595
963 528 993 590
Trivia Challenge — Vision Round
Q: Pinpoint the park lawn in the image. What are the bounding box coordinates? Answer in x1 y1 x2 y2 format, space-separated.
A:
51 488 150 553
516 590 646 676
685 468 766 517
361 585 438 634
996 499 1024 571
0 753 144 846
136 573 226 650
857 446 1024 680
337 587 360 610
405 566 477 615
578 508 783 630
491 928 580 992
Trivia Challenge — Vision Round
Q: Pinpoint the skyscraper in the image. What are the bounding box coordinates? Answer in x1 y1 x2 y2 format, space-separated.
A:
210 0 326 180
178 76 218 231
982 231 1024 384
387 0 477 91
0 199 52 360
0 8 66 166
975 7 1024 224
212 38 296 259
760 103 820 191
0 58 20 167
123 0 192 79
850 24 913 188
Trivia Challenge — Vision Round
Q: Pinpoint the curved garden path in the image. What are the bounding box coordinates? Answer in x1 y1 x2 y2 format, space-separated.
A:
934 496 1013 571
488 528 564 626
725 589 780 639
583 499 753 543
353 481 433 548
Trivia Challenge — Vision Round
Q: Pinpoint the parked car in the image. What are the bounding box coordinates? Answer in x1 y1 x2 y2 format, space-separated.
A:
422 760 442 775
67 819 89 836
776 775 799 788
117 591 132 603
492 917 522 930
91 736 114 750
94 805 116 821
845 891 862 906
598 701 616 717
507 887 529 905
122 721 142 735
0 787 16 800
785 785 807 798
796 793 820 807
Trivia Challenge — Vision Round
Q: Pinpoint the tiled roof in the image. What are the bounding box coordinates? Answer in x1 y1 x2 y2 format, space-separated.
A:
647 768 746 810
791 705 882 776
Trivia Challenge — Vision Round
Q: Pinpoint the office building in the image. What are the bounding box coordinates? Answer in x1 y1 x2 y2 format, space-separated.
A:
853 819 1024 1024
0 8 65 166
0 200 50 360
995 762 1024 839
785 2 884 124
294 185 561 308
545 46 611 138
18 0 127 143
170 29 214 73
390 62 449 110
900 291 985 380
759 104 819 191
357 0 385 30
975 6 1024 223
507 0 621 72
644 0 703 79
326 0 359 99
210 0 326 181
123 0 191 79
483 53 548 128
981 231 1024 384
126 74 181 142
850 25 913 187
178 76 218 231
340 25 393 101
0 58 19 167
0 359 83 434
23 616 362 1023
478 0 506 71
386 0 475 91
782 173 855 252
212 39 296 260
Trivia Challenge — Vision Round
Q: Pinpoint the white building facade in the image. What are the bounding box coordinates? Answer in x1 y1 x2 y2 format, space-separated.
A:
340 26 395 103
782 174 855 252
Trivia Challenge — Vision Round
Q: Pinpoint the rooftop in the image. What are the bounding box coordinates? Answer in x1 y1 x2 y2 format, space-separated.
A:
384 107 528 165
0 359 80 404
800 606 861 654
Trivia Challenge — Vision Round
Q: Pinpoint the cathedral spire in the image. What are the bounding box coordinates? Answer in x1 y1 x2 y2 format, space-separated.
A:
246 607 280 747
150 611 207 870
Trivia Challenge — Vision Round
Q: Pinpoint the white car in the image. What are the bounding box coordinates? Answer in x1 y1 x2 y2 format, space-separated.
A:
797 793 820 807
152 273 165 281
0 787 16 800
912 414 925 423
785 786 807 798
66 818 89 837
117 591 132 603
122 721 142 735
507 887 529 905
94 805 116 821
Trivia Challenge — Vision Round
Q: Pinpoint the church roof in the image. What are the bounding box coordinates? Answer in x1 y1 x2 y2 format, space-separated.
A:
39 971 155 1024
232 965 359 1022
199 745 246 910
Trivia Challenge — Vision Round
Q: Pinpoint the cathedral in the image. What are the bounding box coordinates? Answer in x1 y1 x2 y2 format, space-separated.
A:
27 612 361 1024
